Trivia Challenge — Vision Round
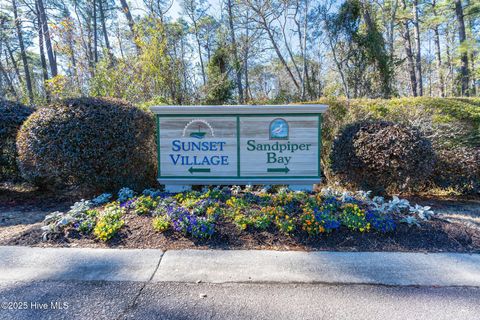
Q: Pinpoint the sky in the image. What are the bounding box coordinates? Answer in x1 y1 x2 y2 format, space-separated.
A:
130 0 221 21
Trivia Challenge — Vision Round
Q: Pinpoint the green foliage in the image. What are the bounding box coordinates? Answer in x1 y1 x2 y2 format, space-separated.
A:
16 97 156 195
340 203 370 232
203 46 234 105
45 75 76 100
300 201 341 236
433 147 480 194
78 209 99 234
300 208 323 236
93 205 125 241
331 120 435 193
44 187 448 243
310 97 480 194
152 215 170 233
262 206 296 235
137 96 167 112
329 0 392 98
230 207 272 231
0 100 33 181
89 17 184 104
132 196 157 215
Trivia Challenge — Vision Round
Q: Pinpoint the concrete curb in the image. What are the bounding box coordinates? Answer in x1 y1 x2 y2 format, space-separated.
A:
0 246 163 282
1 246 480 286
153 250 480 286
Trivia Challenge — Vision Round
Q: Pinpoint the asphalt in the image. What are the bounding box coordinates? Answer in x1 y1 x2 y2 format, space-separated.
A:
1 246 480 320
0 281 479 320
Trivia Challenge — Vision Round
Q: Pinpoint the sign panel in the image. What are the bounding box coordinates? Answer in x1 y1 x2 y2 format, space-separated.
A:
158 117 237 177
240 116 319 178
152 105 327 185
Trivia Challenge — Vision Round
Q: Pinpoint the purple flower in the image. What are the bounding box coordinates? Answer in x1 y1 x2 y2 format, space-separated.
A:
366 210 396 233
120 199 136 208
167 205 215 238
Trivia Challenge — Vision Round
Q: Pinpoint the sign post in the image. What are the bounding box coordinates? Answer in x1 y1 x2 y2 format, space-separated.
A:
150 105 328 192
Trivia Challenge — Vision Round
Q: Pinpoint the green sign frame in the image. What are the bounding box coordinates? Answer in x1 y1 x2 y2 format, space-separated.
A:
155 112 323 185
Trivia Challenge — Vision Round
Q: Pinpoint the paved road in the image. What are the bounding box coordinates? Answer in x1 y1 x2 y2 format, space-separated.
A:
0 281 479 320
2 247 480 286
1 247 480 319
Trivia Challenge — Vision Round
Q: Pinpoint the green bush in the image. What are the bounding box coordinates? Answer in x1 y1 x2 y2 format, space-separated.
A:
16 97 156 194
0 100 34 181
433 147 480 194
309 97 479 194
331 121 435 193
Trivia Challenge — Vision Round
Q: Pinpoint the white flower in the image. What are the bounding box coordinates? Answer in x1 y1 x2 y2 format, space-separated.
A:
118 187 135 202
410 204 435 220
401 216 420 227
230 185 241 195
92 193 112 206
355 190 372 200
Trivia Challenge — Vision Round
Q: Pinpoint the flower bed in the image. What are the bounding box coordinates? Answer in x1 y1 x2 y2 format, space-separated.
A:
39 186 464 249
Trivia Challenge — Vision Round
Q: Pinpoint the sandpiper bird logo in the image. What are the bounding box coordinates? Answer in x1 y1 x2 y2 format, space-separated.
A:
269 118 289 140
183 119 215 139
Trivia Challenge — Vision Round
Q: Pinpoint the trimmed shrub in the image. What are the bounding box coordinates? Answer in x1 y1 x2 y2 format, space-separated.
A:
308 97 479 194
0 100 34 181
433 147 480 194
331 121 435 193
16 97 156 194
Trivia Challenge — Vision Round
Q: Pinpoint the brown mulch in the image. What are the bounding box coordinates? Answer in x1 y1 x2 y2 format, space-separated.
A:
1 182 479 253
1 213 478 253
0 182 74 213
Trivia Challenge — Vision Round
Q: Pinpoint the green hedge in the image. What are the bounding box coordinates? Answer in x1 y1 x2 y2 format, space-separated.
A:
308 97 480 194
17 97 157 195
331 121 435 193
0 100 34 181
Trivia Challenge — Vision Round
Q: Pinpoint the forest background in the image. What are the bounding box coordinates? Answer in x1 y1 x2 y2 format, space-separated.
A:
0 0 479 106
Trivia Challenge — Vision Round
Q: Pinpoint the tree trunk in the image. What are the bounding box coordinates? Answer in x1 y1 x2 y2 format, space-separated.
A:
118 0 140 52
362 1 391 98
93 0 98 63
401 0 417 96
412 0 423 96
85 7 94 76
37 0 57 77
467 2 476 96
260 14 300 90
431 0 444 97
116 25 125 59
301 0 310 100
6 44 22 84
36 1 50 101
227 0 244 103
470 50 477 96
244 11 251 101
0 59 18 100
293 0 309 100
445 26 454 96
12 0 33 103
192 20 206 86
281 10 302 91
328 35 349 99
433 26 444 97
454 0 469 96
98 0 112 58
